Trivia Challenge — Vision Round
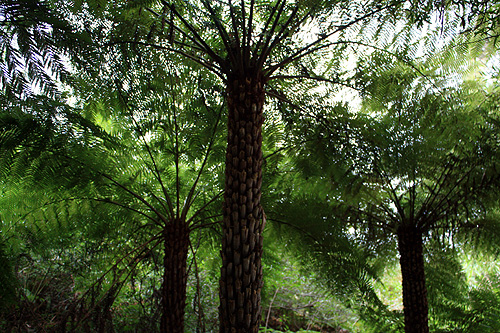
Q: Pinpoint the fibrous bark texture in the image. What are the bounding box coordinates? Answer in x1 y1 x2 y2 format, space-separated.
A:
219 73 265 333
398 225 429 333
160 220 189 333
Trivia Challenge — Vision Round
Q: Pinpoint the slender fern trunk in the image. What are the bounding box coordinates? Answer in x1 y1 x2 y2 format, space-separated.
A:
397 225 429 333
219 73 265 332
160 220 189 333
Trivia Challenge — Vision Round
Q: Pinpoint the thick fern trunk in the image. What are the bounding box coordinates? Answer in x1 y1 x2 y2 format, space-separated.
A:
160 220 189 333
219 74 265 332
397 225 429 333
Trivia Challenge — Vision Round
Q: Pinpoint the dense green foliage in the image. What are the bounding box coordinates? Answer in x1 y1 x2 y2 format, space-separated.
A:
1 0 500 332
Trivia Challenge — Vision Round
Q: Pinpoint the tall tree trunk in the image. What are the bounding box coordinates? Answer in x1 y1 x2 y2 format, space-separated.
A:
219 73 265 333
397 225 429 333
160 220 189 333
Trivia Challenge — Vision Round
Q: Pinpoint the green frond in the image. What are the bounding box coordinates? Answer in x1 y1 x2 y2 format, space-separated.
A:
456 210 500 257
265 188 382 308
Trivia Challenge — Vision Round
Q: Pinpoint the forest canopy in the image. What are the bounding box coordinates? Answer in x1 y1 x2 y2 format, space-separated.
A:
1 0 500 332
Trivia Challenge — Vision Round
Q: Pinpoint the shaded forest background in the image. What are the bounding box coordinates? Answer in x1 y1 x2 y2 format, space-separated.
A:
1 0 500 332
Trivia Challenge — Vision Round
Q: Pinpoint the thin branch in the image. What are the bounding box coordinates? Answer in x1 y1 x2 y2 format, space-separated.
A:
9 197 158 236
348 41 445 98
417 157 459 225
162 1 224 65
265 5 391 75
73 236 163 329
256 0 288 70
190 219 223 231
74 233 162 298
99 171 168 222
181 99 224 221
346 203 395 232
266 217 325 246
147 4 226 62
376 166 406 223
96 198 161 226
245 0 255 65
239 0 248 65
228 0 243 71
50 150 168 222
263 137 315 161
187 190 224 226
169 72 181 220
364 191 400 229
268 73 362 95
182 115 223 219
107 40 224 79
251 0 283 62
421 164 477 230
260 5 300 67
199 0 236 71
265 89 341 133
359 205 398 232
116 83 174 219
265 287 280 330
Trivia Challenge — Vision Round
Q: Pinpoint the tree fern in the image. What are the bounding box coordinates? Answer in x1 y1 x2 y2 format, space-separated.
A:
276 32 500 331
1 46 228 330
